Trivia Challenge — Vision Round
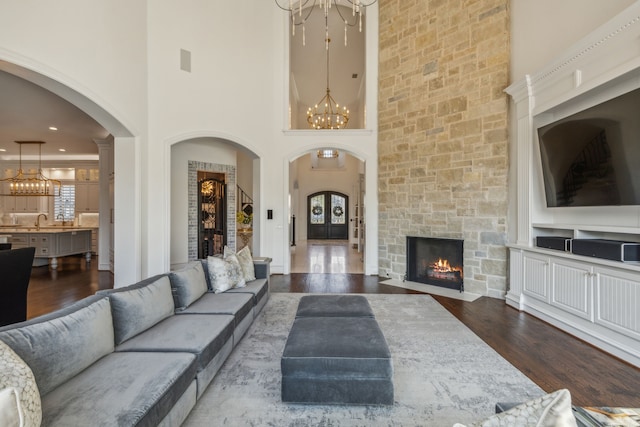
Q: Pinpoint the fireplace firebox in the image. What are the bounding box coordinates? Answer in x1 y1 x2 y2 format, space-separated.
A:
406 236 464 292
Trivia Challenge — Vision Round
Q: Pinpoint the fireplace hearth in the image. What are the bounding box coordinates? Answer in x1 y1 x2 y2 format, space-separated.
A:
406 236 464 292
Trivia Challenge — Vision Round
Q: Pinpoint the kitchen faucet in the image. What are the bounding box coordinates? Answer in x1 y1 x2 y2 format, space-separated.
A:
35 213 47 231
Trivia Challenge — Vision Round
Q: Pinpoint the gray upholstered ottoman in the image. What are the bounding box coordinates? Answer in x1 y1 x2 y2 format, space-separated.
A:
281 315 394 405
295 295 374 318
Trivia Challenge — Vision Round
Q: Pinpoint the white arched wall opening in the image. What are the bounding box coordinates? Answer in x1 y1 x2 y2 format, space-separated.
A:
165 131 264 269
282 142 378 275
0 54 141 287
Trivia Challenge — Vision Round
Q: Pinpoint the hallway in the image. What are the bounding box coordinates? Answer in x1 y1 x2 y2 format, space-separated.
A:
290 240 363 274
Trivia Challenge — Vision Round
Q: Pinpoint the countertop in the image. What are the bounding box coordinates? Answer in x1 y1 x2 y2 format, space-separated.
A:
0 227 95 234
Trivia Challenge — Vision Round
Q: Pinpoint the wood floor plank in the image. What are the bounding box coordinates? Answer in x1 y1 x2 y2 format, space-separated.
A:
24 265 640 408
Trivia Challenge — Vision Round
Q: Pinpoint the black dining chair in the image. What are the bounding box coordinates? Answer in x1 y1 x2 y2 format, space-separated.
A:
0 247 36 327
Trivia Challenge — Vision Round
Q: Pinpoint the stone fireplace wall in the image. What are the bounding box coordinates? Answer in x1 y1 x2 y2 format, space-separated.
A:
378 0 510 296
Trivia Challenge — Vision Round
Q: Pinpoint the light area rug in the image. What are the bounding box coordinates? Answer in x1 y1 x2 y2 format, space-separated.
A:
381 278 482 302
183 294 543 426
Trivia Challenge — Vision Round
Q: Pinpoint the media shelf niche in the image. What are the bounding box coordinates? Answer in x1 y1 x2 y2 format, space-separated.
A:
505 3 640 368
531 223 640 263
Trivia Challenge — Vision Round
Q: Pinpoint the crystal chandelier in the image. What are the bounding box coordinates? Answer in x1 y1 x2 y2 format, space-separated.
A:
0 141 61 196
275 0 378 48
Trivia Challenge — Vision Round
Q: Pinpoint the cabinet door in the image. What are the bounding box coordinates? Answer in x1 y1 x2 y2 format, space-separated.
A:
29 234 52 257
522 252 550 302
76 182 99 213
594 267 640 340
4 196 16 212
15 197 40 212
550 259 593 321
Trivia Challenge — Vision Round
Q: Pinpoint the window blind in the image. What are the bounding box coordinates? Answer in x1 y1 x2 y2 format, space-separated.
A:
54 184 75 221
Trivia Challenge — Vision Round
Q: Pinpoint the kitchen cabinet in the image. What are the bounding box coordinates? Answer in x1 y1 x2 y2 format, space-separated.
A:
75 168 99 182
75 182 99 213
3 229 91 269
3 194 47 213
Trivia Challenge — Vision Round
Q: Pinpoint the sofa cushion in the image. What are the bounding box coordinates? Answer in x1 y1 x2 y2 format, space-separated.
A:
169 262 208 311
0 340 41 427
178 293 253 328
206 256 245 293
225 278 268 306
102 275 175 345
0 295 114 397
224 246 256 281
115 314 234 372
42 351 197 427
453 389 577 427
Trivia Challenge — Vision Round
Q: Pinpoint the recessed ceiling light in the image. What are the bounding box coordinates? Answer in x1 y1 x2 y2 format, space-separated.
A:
58 148 66 152
49 126 58 131
0 148 6 152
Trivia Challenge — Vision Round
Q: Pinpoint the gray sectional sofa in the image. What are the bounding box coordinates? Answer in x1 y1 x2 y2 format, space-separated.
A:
0 257 270 427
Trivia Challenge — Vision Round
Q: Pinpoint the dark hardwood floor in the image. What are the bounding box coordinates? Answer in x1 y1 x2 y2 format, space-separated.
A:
26 263 640 408
27 255 114 319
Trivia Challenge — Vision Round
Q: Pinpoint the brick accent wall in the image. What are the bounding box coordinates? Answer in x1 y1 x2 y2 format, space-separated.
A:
378 0 510 296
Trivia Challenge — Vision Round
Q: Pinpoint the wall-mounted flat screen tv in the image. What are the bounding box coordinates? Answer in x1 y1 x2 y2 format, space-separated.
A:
537 87 640 207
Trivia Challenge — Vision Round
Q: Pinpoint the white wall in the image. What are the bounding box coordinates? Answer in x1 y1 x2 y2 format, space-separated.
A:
236 151 254 199
510 0 636 81
170 139 237 267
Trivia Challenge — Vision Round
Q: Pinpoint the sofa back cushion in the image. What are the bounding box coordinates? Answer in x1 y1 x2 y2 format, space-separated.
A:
169 261 208 311
0 295 115 396
102 275 175 345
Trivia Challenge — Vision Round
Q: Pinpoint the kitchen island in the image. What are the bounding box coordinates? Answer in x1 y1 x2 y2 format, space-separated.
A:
0 228 92 269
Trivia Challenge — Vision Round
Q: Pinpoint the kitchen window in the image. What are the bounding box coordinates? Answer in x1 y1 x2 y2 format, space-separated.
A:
54 184 75 222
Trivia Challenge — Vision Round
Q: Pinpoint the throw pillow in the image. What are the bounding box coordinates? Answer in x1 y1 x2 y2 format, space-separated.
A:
223 246 256 281
236 246 257 281
169 261 208 311
0 387 22 427
207 256 237 293
0 340 41 427
453 389 577 427
224 253 246 288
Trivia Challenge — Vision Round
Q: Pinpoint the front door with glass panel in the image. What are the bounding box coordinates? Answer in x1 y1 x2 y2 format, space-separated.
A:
307 191 348 240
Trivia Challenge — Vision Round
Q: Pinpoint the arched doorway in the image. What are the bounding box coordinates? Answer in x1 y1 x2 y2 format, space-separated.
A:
307 191 348 240
0 59 137 285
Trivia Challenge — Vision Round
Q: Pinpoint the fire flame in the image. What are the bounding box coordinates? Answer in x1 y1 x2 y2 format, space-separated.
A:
430 258 463 274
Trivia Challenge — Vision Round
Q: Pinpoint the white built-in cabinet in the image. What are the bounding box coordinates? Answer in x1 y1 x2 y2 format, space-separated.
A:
75 182 99 213
505 3 640 368
5 196 47 213
512 247 640 367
